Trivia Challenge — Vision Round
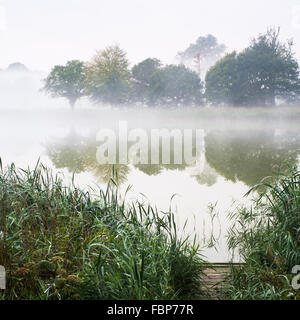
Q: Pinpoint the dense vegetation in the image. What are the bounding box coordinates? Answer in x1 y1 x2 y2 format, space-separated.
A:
1 151 300 300
206 28 300 106
43 60 86 108
84 45 131 105
43 29 300 108
0 161 206 300
223 167 300 300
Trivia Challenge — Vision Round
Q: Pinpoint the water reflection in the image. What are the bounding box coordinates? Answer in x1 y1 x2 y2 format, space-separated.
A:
47 130 130 186
205 130 300 187
46 128 300 188
3 106 300 262
46 127 209 186
42 126 300 261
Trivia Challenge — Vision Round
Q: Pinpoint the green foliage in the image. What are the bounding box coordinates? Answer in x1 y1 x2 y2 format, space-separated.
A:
0 162 206 300
222 265 298 300
148 64 204 106
85 45 131 105
131 58 162 104
132 58 162 85
206 28 300 106
43 60 86 108
205 52 241 105
224 167 300 300
80 209 205 300
130 59 204 107
42 29 300 108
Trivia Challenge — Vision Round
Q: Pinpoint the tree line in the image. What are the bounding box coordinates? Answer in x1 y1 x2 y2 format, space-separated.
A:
43 28 300 108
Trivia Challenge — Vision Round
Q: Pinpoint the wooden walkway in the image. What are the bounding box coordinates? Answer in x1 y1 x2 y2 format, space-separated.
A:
202 263 245 300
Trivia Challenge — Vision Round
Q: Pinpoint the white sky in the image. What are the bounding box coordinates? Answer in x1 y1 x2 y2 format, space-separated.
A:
1 0 300 72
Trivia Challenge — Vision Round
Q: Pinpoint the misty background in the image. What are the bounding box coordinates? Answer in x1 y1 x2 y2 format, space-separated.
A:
1 0 300 73
1 1 300 262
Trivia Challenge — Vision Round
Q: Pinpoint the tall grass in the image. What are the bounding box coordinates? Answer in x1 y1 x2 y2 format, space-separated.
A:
0 161 206 300
224 166 300 300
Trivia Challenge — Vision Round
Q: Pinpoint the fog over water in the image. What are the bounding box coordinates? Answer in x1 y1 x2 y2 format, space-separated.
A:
1 0 300 262
1 67 300 262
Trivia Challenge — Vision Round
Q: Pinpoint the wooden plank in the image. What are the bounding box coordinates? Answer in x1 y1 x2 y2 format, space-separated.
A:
201 262 245 300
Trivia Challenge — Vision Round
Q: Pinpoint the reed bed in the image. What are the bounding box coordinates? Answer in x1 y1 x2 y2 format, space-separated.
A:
0 160 206 300
224 166 300 300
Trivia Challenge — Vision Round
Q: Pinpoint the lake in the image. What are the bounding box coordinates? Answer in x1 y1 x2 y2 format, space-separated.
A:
1 106 300 262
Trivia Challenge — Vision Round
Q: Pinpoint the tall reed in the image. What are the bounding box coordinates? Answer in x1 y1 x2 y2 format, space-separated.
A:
0 161 206 300
224 166 300 300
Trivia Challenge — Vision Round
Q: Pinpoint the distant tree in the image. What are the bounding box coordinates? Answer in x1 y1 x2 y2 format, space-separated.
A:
148 64 204 106
85 45 131 105
43 60 86 108
131 58 162 104
7 62 28 72
132 58 162 85
205 52 243 106
205 28 300 106
177 34 226 77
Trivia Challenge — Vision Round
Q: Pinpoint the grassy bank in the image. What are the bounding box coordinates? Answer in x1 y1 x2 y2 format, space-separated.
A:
1 161 299 300
0 161 206 300
224 167 300 300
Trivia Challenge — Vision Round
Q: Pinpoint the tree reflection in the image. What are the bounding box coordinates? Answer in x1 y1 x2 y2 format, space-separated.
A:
46 131 130 186
46 128 212 186
205 130 300 187
191 161 218 187
46 128 300 189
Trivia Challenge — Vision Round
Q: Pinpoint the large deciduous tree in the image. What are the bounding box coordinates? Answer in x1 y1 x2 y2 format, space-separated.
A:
43 60 86 109
205 28 300 106
85 45 131 105
205 52 244 106
148 64 204 106
130 58 162 104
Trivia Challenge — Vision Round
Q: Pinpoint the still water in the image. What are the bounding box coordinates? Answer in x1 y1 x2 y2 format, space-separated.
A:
1 107 300 262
